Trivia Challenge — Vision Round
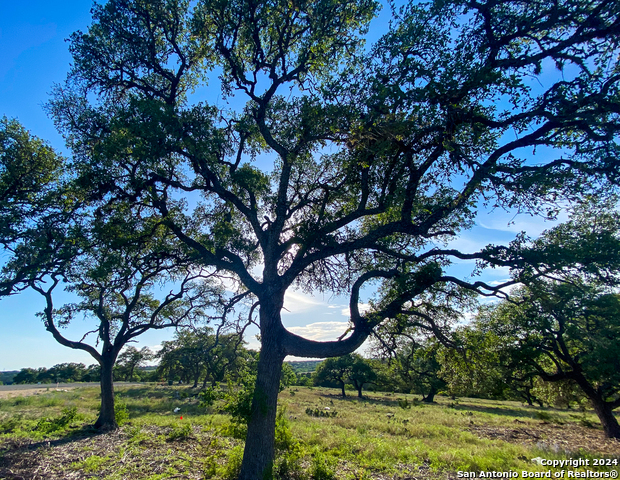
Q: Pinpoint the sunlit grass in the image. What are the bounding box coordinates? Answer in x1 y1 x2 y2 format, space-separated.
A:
0 385 617 479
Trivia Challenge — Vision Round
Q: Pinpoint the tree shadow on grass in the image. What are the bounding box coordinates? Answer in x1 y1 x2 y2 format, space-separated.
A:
445 401 565 421
317 390 560 421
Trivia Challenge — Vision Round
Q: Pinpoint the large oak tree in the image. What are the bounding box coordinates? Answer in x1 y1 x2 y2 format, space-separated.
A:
4 0 619 476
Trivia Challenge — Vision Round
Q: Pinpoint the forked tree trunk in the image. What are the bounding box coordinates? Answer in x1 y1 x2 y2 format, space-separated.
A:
238 318 285 480
591 398 620 439
340 380 347 397
94 353 118 430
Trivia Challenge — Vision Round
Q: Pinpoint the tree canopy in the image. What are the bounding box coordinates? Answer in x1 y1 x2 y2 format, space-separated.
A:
2 0 619 476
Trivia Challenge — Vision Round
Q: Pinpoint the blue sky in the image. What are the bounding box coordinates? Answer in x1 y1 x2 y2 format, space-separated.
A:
0 1 569 371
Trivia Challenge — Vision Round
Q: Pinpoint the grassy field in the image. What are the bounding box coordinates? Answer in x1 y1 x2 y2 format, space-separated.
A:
0 385 618 480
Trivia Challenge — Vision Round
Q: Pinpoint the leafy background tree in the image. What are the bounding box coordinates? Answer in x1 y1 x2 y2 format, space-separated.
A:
1 183 232 428
315 354 376 398
157 327 248 388
472 204 620 438
115 346 153 382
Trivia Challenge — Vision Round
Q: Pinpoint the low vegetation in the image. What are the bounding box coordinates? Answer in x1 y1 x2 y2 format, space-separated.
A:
0 385 618 480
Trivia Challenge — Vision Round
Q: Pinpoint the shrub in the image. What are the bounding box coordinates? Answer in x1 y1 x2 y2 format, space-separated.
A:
199 386 222 408
311 453 336 480
305 407 337 418
115 402 129 426
0 415 22 434
220 445 244 480
34 407 78 434
167 422 192 441
273 451 304 480
222 375 256 425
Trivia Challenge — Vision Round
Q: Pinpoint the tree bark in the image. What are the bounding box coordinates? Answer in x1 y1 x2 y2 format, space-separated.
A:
422 385 437 403
94 353 118 430
571 373 620 439
591 398 620 439
339 380 347 397
238 308 285 480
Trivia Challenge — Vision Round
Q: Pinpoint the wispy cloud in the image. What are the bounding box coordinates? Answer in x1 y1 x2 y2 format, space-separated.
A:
287 321 350 342
282 290 325 314
477 210 569 237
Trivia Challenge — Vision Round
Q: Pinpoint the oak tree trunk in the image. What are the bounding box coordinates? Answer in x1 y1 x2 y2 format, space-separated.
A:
238 309 285 480
591 398 620 439
573 374 620 439
94 353 118 430
423 385 437 403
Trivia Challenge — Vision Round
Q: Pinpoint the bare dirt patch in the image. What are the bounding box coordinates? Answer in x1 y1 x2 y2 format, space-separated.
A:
0 383 138 400
0 388 57 400
468 419 620 457
0 425 220 480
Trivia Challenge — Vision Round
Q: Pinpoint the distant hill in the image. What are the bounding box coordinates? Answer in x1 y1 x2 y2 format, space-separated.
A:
0 371 18 385
286 360 321 374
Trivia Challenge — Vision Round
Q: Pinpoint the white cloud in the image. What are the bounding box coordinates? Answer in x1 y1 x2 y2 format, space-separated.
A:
146 344 164 354
340 303 371 318
287 321 350 342
487 277 511 286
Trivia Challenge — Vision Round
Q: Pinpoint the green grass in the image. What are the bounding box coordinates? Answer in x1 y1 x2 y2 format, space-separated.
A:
0 385 618 480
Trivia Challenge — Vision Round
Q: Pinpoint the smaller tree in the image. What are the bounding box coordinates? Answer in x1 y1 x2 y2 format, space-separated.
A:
371 286 475 401
280 363 298 389
375 333 448 401
401 340 445 403
117 346 153 382
83 364 101 383
438 325 538 403
314 354 376 398
482 285 620 438
12 368 41 385
2 197 231 429
348 356 377 398
479 205 620 438
47 363 87 383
